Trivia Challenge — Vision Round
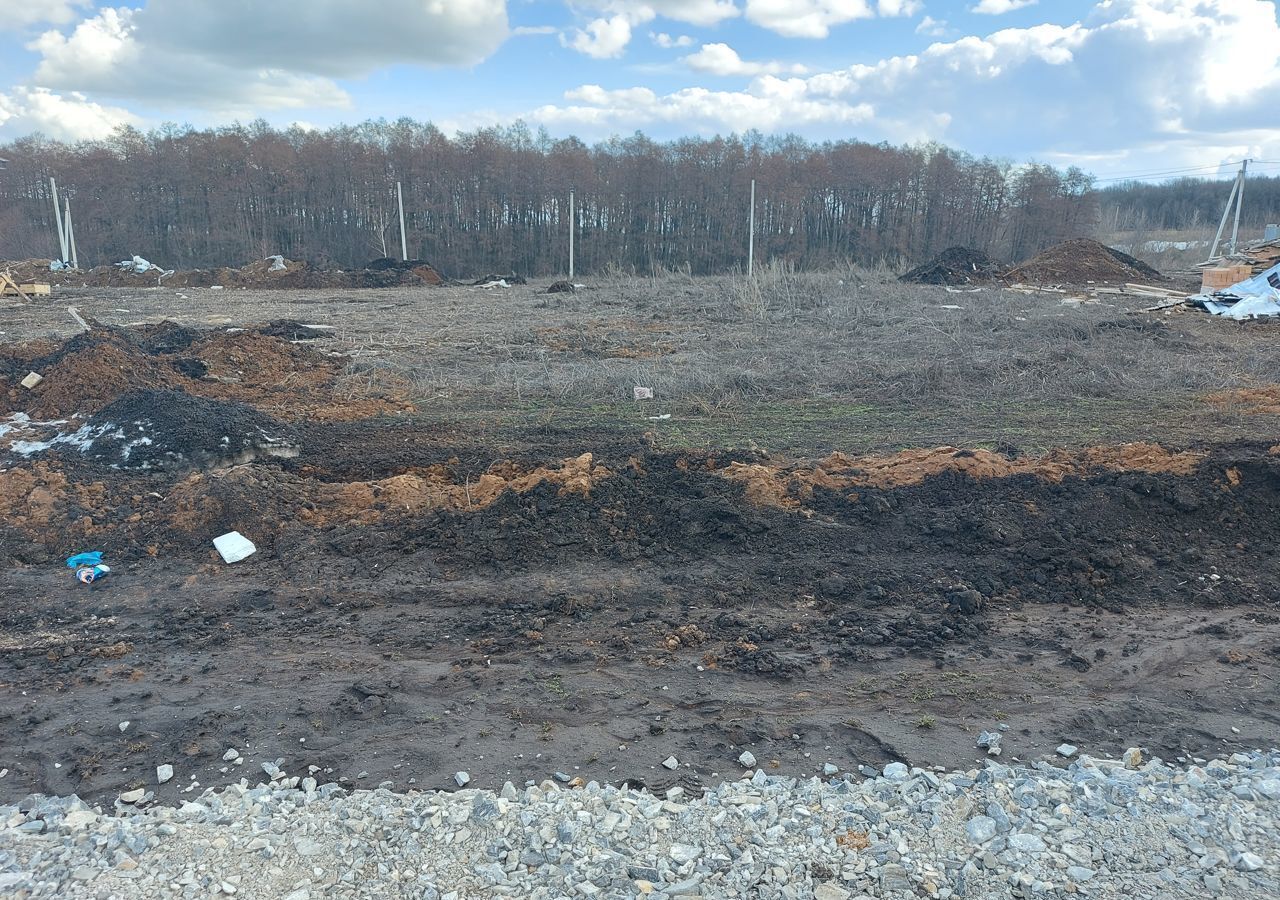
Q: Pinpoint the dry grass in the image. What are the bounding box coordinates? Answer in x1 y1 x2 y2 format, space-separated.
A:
9 268 1280 452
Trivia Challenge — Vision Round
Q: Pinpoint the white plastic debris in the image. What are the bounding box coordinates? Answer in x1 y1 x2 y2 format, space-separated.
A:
213 531 257 564
266 255 287 272
633 386 654 401
20 372 42 389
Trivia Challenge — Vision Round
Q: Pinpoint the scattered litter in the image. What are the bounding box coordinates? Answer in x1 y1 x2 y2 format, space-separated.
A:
943 287 983 294
66 551 110 584
116 255 175 282
937 304 964 310
633 387 654 401
478 279 509 289
213 531 257 564
266 255 287 273
20 372 42 389
648 414 672 421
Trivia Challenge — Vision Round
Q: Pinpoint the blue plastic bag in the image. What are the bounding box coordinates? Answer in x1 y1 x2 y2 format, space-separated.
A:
66 552 103 568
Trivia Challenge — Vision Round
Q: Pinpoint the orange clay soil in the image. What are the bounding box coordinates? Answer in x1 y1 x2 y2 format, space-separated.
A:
715 444 1205 509
1204 386 1280 417
0 327 412 422
0 454 612 545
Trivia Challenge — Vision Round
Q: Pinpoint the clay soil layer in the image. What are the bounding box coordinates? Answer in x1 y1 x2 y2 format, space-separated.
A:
0 279 1277 806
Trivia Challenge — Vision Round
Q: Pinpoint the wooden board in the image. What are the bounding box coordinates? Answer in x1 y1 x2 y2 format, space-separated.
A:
0 282 51 296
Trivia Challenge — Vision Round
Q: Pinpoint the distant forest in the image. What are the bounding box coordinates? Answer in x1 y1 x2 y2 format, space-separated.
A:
0 119 1274 276
1098 175 1280 235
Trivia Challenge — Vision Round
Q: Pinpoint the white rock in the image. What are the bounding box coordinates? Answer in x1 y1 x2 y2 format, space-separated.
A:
1236 852 1264 872
1066 866 1095 882
454 771 471 787
118 721 130 733
1056 744 1078 758
814 883 851 900
738 751 756 768
222 748 239 762
119 789 145 804
1008 832 1047 853
156 764 174 784
662 756 679 770
882 762 910 780
823 763 839 776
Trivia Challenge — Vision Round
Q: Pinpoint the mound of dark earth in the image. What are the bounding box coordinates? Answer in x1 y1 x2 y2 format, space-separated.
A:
65 390 297 471
899 247 1009 285
1007 238 1163 284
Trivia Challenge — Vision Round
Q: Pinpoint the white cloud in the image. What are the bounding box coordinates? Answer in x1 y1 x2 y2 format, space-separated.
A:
684 43 809 76
565 14 641 58
25 0 507 111
532 80 874 133
529 0 1280 176
0 0 90 29
744 0 875 38
513 25 558 35
0 86 137 141
970 0 1038 14
916 15 948 35
652 31 696 47
877 0 922 15
575 1 740 28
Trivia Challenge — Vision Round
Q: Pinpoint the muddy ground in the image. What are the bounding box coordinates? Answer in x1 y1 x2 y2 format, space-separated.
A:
0 276 1278 806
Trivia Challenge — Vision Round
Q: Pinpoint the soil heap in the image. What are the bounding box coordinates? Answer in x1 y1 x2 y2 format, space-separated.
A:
899 247 1009 285
1005 239 1162 284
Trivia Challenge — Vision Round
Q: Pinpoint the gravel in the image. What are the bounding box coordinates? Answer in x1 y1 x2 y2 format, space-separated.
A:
2 750 1278 898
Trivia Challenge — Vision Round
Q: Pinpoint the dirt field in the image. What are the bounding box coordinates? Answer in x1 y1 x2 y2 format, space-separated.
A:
1 272 1278 805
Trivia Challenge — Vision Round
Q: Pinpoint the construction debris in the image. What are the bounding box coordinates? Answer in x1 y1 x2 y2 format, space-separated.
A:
20 373 42 390
1200 238 1280 278
1192 262 1280 320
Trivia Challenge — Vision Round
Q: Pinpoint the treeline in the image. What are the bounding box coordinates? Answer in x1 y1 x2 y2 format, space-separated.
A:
0 119 1101 275
1099 174 1280 235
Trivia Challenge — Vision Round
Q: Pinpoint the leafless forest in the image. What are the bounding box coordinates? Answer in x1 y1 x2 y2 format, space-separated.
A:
1 122 1108 274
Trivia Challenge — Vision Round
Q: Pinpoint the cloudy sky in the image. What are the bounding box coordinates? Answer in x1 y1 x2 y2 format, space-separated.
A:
1 0 1278 179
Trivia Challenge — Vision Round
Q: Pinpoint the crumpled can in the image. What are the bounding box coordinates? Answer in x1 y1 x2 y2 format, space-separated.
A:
76 563 110 584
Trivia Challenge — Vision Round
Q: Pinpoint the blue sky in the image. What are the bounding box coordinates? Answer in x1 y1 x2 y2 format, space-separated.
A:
1 1 1278 181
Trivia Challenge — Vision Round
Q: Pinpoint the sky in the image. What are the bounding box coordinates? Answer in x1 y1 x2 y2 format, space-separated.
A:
1 0 1278 181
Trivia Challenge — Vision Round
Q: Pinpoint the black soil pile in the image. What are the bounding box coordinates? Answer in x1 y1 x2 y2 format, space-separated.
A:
63 390 298 471
1006 239 1163 284
900 247 1008 285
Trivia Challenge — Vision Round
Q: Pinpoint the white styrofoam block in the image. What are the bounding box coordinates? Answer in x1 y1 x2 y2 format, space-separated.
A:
213 531 256 564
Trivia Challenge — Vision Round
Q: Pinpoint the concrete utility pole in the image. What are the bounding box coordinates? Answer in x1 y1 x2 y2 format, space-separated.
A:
747 179 756 276
64 199 79 269
1208 171 1240 261
568 190 575 280
1229 159 1248 255
50 178 68 263
396 181 408 261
